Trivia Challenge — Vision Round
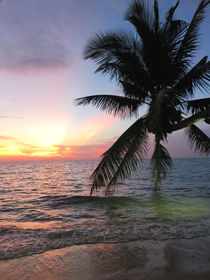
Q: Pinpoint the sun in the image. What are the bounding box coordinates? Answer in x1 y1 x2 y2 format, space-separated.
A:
0 122 68 159
26 123 67 147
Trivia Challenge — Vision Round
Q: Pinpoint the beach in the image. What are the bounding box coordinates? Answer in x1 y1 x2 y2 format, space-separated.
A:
1 236 210 280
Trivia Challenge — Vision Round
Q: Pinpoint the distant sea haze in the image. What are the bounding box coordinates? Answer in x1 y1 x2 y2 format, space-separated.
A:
0 158 210 260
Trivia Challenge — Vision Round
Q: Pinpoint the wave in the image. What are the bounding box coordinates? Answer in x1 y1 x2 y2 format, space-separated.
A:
0 225 29 235
49 195 140 208
1 228 210 261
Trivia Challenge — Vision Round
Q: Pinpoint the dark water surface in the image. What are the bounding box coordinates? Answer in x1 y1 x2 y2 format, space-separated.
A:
0 158 210 260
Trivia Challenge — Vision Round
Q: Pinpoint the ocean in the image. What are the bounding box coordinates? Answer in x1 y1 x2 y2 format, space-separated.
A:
0 158 210 260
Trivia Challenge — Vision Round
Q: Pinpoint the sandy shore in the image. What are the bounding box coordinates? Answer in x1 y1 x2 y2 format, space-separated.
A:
0 236 210 280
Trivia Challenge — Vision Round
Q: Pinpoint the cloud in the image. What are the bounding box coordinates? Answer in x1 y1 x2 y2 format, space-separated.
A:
0 135 17 141
0 133 111 160
0 135 34 146
0 134 57 157
0 115 24 119
0 0 136 72
54 143 111 159
67 114 117 146
0 0 76 71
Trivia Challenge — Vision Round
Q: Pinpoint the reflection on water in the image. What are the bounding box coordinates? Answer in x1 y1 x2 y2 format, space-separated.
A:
0 158 210 259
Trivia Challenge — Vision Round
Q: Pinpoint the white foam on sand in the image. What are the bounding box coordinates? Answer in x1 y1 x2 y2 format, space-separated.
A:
0 236 210 280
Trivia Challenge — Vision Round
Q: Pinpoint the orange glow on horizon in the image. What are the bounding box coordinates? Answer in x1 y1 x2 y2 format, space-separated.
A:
0 140 111 161
0 146 105 161
0 110 116 161
0 145 74 161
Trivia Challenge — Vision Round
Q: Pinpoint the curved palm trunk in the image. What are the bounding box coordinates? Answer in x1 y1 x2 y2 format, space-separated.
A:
172 108 210 131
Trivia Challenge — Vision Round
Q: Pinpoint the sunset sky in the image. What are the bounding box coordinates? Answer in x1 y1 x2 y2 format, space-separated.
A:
0 0 209 161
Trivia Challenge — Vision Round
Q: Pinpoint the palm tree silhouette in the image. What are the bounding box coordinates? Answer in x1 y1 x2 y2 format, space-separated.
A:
76 0 210 194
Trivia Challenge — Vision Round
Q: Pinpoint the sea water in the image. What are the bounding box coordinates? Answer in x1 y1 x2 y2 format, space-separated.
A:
0 158 210 260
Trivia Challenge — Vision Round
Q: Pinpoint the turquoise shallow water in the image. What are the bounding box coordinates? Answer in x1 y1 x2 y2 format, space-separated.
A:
0 158 210 260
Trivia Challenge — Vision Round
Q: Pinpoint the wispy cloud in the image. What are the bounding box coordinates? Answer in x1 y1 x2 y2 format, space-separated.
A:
0 0 75 71
0 132 112 160
0 135 17 141
68 114 117 146
0 134 57 157
55 143 111 159
0 115 24 119
0 0 136 72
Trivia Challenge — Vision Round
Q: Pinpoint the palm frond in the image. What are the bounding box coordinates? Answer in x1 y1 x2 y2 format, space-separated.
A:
186 98 210 114
185 124 210 155
105 126 148 194
126 1 166 85
166 19 188 46
164 0 180 28
84 31 151 90
153 0 159 33
90 117 148 194
160 19 188 85
125 0 154 37
176 0 210 68
120 80 148 100
75 95 141 118
150 137 172 190
157 19 188 85
125 1 192 88
84 31 128 61
174 56 210 98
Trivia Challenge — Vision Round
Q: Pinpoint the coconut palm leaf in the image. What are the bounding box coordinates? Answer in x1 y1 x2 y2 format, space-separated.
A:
125 0 155 37
185 124 210 155
75 95 142 118
165 19 188 47
90 117 148 194
120 81 149 100
174 56 210 98
161 18 189 86
164 0 180 28
153 0 159 33
176 0 210 68
84 32 151 89
126 3 189 88
125 2 168 85
150 137 172 190
105 125 148 194
186 98 210 114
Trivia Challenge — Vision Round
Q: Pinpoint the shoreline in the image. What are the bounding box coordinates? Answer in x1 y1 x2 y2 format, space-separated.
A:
0 236 210 280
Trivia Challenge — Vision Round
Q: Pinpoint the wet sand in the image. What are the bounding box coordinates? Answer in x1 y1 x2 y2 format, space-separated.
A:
0 236 210 280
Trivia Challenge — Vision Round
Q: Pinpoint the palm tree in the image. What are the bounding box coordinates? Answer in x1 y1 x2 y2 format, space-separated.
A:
76 0 210 194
